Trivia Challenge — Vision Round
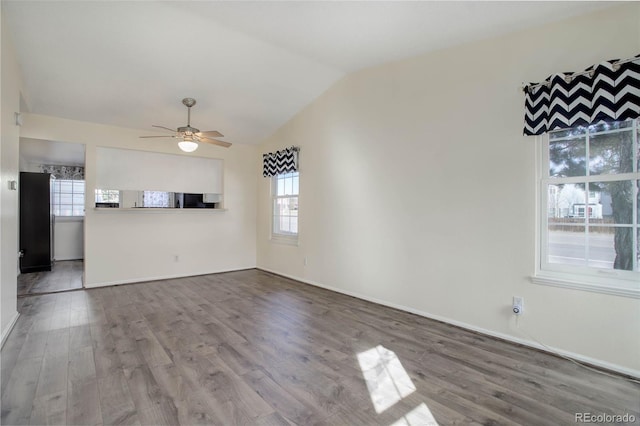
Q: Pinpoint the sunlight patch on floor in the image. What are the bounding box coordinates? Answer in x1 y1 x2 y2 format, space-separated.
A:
390 402 439 426
357 345 417 414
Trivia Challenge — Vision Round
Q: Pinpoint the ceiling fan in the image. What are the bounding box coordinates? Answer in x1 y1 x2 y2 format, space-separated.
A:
140 98 231 152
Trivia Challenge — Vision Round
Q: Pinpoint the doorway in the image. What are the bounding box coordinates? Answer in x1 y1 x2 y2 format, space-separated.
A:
18 138 86 296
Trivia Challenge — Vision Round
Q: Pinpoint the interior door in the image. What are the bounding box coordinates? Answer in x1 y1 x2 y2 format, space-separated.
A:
19 172 52 273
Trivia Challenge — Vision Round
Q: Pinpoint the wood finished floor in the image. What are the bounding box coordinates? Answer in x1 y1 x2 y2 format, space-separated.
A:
17 260 84 296
2 269 638 426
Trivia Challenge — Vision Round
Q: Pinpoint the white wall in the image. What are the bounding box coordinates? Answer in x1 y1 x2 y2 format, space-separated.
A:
20 114 257 287
257 5 640 375
0 9 23 343
54 218 83 261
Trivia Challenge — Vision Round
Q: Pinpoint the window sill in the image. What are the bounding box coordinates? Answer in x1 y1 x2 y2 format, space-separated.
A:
54 216 84 222
270 235 299 246
531 274 639 299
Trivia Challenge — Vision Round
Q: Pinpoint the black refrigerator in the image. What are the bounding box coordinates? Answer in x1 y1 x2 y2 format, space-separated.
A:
19 172 52 273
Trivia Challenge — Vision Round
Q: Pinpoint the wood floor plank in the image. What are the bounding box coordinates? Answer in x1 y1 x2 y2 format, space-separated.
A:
69 324 92 350
1 335 28 396
35 354 68 397
3 269 638 426
123 364 173 412
97 370 138 425
242 368 328 425
17 330 49 360
90 324 124 378
1 355 43 425
67 377 102 426
68 346 96 383
135 399 179 426
30 391 67 426
172 351 275 420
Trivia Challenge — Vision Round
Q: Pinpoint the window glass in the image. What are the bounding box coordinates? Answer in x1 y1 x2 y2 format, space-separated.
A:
549 137 586 177
272 172 299 239
541 119 639 291
589 130 633 175
51 179 85 217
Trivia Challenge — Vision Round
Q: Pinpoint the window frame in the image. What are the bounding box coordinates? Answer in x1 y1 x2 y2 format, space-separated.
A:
270 171 299 245
534 120 639 299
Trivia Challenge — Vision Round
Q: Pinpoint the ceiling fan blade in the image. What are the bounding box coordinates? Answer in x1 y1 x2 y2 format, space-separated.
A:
200 137 232 148
139 135 175 138
197 130 224 138
151 125 178 133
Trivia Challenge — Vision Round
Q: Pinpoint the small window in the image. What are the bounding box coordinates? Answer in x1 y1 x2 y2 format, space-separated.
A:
271 172 299 243
51 179 85 217
537 119 639 297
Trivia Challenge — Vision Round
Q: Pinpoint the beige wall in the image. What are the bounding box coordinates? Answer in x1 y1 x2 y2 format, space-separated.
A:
20 113 258 287
1 9 23 343
257 4 640 375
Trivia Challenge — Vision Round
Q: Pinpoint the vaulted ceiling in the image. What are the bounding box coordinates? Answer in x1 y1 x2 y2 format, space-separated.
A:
4 1 615 145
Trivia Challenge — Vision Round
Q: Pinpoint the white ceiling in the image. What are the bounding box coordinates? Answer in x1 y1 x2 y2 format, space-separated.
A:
20 138 86 167
4 1 615 146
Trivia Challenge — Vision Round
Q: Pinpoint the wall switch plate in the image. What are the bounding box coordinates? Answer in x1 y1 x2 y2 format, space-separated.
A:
8 180 17 190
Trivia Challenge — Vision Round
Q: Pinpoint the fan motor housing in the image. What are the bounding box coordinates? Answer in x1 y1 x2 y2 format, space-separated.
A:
177 126 200 134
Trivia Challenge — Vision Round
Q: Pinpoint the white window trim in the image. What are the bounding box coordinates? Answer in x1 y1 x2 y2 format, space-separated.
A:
270 173 299 246
532 123 640 299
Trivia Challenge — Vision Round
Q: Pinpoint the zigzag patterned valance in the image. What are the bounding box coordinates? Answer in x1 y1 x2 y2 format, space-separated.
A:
263 147 298 177
523 55 640 135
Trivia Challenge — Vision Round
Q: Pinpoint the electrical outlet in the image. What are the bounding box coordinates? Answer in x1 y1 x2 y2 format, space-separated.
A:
512 296 523 315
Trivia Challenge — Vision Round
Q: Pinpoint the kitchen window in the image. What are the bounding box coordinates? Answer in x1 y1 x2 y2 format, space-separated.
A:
51 179 85 217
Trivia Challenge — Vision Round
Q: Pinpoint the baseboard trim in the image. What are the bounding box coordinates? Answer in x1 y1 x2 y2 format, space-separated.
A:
84 266 257 288
1 311 20 349
257 267 640 379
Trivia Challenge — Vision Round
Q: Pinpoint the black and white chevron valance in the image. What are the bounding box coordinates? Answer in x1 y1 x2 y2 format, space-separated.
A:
39 164 84 180
263 147 298 177
523 55 640 135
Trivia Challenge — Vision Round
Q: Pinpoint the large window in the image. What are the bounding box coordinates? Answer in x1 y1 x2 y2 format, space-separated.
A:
51 179 85 217
272 172 299 242
537 119 639 296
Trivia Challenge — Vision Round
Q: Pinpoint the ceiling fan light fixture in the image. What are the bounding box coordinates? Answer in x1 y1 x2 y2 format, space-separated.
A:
178 140 198 152
140 98 231 149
